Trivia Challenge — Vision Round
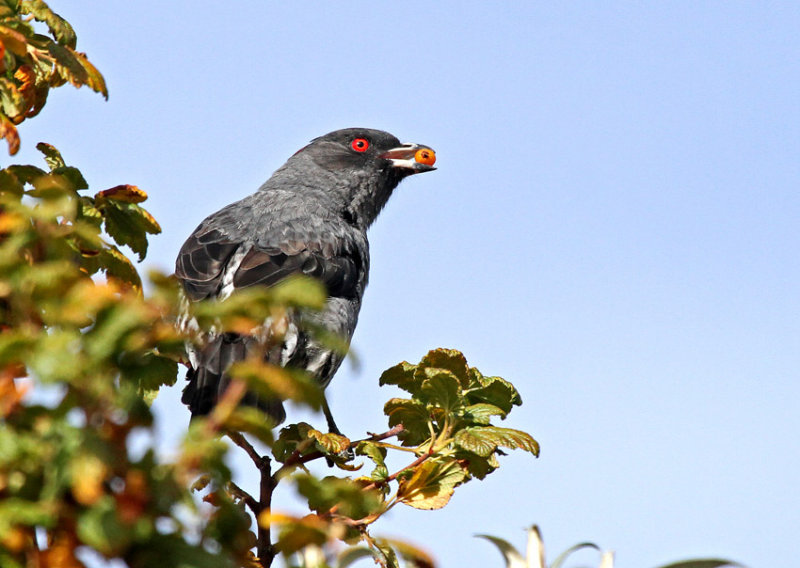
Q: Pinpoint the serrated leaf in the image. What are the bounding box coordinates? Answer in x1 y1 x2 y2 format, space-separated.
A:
0 169 24 195
95 184 147 204
384 398 430 446
396 458 466 510
379 361 419 394
466 375 522 414
454 426 539 457
308 428 350 455
295 474 382 520
88 244 142 288
20 0 77 48
1 112 20 155
419 368 462 412
100 200 161 261
118 350 178 392
356 441 388 481
0 25 29 57
463 402 507 424
35 141 65 171
455 449 499 480
1 77 27 119
420 348 471 387
6 164 46 185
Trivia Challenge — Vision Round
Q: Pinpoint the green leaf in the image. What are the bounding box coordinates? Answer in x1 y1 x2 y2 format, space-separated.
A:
419 348 471 388
419 367 463 412
454 426 540 458
395 457 466 510
465 374 522 415
0 168 25 195
119 350 178 392
6 164 47 186
455 449 499 480
228 359 323 411
356 441 388 482
270 274 327 310
20 0 77 47
99 200 161 261
378 361 419 394
35 141 65 171
82 244 142 287
295 474 382 520
462 402 507 424
76 496 132 556
384 398 431 446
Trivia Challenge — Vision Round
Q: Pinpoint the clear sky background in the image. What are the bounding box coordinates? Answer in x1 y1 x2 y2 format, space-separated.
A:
10 2 799 567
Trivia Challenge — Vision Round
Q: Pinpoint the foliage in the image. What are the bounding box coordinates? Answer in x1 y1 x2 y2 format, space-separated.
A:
0 142 537 567
0 7 539 568
0 0 107 155
477 525 742 568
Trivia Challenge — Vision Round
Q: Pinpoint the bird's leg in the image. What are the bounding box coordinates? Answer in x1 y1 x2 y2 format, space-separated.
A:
321 393 354 465
322 393 341 435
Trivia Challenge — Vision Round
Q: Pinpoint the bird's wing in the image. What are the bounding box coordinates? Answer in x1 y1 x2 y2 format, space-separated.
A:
175 222 364 301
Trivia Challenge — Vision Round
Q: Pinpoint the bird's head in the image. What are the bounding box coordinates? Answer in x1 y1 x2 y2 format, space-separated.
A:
284 128 436 228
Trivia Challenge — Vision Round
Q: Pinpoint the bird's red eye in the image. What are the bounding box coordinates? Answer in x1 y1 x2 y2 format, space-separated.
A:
351 138 369 152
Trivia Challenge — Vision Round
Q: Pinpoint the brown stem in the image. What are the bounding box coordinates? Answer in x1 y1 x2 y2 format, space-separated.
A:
227 431 276 567
257 455 276 567
360 445 434 493
274 424 407 477
228 431 265 468
228 480 260 517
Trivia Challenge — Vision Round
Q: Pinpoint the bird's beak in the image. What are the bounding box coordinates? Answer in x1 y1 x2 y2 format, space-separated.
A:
379 143 437 174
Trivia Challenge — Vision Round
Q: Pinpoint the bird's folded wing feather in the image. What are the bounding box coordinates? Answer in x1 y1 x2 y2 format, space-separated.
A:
175 224 363 301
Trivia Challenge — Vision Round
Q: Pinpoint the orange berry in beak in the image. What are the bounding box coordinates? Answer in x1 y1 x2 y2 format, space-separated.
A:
415 148 436 166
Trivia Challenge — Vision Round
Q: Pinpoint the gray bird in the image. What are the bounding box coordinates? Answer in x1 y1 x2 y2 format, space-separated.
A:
175 128 436 431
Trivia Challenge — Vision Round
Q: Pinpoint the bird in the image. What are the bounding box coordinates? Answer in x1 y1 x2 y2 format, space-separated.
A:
175 128 436 432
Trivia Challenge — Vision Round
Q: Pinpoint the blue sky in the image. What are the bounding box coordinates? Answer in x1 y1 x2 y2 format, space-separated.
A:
11 2 800 567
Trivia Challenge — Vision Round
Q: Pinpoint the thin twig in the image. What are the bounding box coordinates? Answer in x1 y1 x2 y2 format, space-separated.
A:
360 445 434 493
228 431 265 468
228 480 260 516
274 424 407 477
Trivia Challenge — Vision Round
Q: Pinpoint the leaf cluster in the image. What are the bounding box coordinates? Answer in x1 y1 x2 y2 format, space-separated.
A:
0 6 542 566
250 349 538 568
0 143 257 567
0 0 107 154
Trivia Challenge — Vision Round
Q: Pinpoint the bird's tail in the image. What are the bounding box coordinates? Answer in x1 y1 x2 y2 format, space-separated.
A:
182 332 286 424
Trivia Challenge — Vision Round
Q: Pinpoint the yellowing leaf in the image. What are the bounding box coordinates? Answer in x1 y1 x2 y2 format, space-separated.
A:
1 112 20 155
70 454 109 506
396 458 466 510
0 25 28 57
95 184 147 204
454 426 540 458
